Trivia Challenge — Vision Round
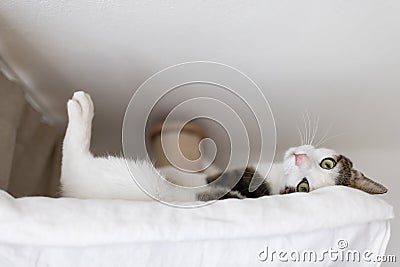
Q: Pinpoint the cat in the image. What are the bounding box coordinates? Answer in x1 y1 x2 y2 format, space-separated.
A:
61 91 387 202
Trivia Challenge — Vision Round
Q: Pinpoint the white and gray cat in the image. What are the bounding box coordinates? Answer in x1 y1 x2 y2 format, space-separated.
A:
61 91 387 201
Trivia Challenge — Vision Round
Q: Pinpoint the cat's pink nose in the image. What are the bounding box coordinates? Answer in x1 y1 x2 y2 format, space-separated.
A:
294 153 311 168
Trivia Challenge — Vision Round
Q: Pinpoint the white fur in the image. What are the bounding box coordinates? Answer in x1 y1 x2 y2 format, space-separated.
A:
248 145 340 194
250 163 286 195
61 92 339 200
61 91 198 202
282 145 338 191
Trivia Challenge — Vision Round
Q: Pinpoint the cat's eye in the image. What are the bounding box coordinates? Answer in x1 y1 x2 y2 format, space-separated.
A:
320 158 336 170
297 178 310 193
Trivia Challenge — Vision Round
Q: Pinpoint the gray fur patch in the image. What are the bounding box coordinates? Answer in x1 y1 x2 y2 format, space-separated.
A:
335 155 387 194
205 167 271 199
335 155 353 186
280 186 297 194
197 187 245 201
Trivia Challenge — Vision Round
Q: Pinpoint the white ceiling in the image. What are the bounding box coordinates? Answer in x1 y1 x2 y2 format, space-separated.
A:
1 0 399 159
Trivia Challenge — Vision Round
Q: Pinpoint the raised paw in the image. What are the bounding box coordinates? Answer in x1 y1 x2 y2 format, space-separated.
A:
67 91 94 124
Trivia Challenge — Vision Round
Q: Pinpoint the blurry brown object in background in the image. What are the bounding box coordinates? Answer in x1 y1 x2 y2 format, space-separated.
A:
149 122 206 172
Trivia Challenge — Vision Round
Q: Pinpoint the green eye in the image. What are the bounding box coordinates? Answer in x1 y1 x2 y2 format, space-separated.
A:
320 158 336 170
297 178 310 193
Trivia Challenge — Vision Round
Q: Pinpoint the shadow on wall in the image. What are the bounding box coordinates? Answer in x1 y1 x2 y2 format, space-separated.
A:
0 71 62 197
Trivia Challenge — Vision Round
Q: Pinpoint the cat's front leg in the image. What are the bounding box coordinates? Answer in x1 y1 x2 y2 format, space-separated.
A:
61 91 95 196
63 91 94 156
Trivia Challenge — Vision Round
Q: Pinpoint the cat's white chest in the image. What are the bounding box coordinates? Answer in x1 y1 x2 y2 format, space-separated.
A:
250 162 285 195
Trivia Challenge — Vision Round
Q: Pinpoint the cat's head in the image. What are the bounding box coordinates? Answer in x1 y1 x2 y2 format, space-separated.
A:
282 145 387 194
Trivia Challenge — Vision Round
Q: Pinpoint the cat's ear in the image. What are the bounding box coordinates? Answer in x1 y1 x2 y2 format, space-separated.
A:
349 169 388 194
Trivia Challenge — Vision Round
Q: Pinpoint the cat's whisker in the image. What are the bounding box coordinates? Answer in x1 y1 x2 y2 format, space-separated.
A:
303 114 307 146
306 111 312 145
310 116 319 146
302 113 309 146
297 126 304 145
317 133 345 147
315 122 334 147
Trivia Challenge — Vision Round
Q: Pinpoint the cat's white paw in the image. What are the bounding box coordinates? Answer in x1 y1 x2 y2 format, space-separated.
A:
67 91 94 124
